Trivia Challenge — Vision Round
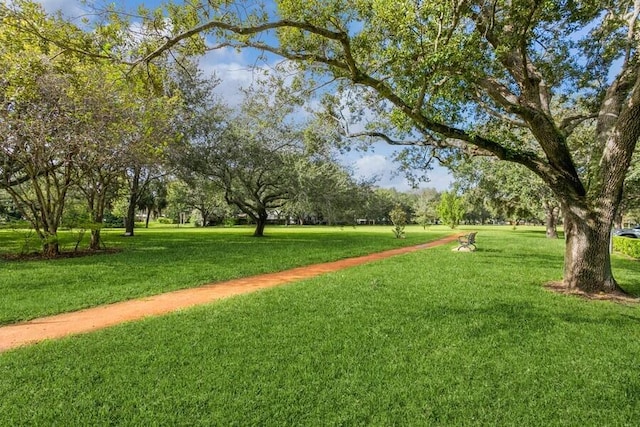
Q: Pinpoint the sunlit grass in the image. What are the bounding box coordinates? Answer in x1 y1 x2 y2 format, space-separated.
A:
0 225 452 324
1 228 639 425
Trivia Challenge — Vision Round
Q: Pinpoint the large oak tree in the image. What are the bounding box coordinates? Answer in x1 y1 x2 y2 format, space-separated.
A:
130 0 640 294
181 86 311 237
7 1 640 292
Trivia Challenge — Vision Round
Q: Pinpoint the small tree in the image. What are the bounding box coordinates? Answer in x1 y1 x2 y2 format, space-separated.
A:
437 192 465 229
413 188 439 229
389 204 407 239
1 71 82 256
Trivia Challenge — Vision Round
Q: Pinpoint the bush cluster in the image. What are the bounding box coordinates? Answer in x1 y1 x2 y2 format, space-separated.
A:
613 237 640 259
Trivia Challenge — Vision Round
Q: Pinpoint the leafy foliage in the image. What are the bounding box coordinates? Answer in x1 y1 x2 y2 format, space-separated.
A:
0 2 182 250
613 237 640 259
437 192 465 229
117 0 640 291
389 204 407 239
452 156 560 235
5 0 640 290
412 188 440 228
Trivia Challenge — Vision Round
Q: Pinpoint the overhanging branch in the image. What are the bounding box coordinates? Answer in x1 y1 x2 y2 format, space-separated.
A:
140 16 553 184
558 113 598 136
138 19 347 66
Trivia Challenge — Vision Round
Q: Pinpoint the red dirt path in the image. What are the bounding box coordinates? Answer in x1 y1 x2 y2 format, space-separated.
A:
0 234 460 352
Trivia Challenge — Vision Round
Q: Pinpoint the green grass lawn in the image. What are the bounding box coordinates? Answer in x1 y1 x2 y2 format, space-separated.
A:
0 225 451 324
1 227 639 425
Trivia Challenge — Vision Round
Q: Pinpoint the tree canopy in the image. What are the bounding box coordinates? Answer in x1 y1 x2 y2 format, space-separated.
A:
105 0 640 294
0 1 182 252
4 0 640 293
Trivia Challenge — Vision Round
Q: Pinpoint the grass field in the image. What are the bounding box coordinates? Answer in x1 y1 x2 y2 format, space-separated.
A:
1 226 639 425
0 225 451 324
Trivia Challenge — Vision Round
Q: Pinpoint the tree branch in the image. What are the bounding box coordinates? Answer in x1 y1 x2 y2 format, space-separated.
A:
139 15 562 190
138 19 347 66
558 113 598 136
347 131 436 147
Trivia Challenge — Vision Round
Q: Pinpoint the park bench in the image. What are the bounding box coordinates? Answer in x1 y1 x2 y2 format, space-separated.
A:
457 232 477 251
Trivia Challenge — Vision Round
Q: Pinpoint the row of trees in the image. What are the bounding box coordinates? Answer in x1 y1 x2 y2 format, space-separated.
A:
1 2 424 247
99 0 640 295
0 3 182 255
1 2 635 243
4 0 640 294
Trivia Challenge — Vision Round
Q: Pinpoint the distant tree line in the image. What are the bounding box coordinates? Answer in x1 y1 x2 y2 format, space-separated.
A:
1 1 636 250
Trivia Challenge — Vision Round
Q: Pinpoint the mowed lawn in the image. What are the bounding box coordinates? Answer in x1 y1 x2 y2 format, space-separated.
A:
1 227 640 425
0 225 451 324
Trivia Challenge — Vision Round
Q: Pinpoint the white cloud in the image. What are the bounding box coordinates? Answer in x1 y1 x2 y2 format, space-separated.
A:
198 49 276 106
36 0 86 17
352 153 452 192
198 50 310 114
353 154 388 180
426 165 454 192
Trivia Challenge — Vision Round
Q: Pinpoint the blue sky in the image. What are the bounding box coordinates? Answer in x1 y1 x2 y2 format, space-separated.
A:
36 0 453 192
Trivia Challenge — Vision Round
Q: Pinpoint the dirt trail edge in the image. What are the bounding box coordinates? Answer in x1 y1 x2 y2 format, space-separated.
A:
0 234 461 352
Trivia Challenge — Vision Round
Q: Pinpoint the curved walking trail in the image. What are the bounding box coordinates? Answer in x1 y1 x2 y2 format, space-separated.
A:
0 234 460 352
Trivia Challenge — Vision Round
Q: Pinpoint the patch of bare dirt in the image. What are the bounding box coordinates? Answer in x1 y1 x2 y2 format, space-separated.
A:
544 281 639 305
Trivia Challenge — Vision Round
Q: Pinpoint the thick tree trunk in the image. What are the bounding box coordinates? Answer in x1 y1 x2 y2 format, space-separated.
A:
90 214 103 250
253 210 268 237
41 230 60 257
562 204 621 293
124 170 141 237
89 204 105 250
90 229 101 251
200 207 210 227
613 207 624 229
43 241 59 257
544 205 558 239
124 197 136 236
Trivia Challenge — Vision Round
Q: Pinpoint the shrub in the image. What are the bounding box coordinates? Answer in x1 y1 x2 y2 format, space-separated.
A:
613 236 640 259
389 205 407 239
103 211 125 228
190 210 204 227
223 217 237 227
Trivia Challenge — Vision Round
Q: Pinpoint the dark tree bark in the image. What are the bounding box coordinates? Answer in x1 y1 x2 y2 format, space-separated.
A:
145 208 152 228
90 228 102 250
86 187 108 250
42 237 60 257
253 210 268 237
89 207 104 251
544 203 558 239
124 168 141 237
198 206 211 226
124 196 137 236
562 204 618 293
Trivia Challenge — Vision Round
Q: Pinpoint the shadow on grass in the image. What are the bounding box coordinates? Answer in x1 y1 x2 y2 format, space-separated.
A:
475 250 564 269
613 259 640 296
430 300 640 342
